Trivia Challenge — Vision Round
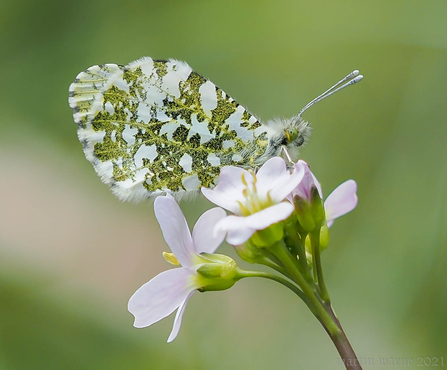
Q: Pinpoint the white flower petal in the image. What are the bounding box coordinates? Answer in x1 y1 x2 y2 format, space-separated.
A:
227 226 256 245
216 216 256 245
325 180 358 227
269 164 305 203
243 157 302 203
216 202 294 245
154 195 196 267
244 202 294 229
192 207 227 254
215 215 256 245
128 268 197 329
256 157 288 184
167 290 195 342
201 166 251 214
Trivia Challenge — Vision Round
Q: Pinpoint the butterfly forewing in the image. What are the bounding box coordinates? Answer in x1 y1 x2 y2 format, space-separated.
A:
69 57 268 201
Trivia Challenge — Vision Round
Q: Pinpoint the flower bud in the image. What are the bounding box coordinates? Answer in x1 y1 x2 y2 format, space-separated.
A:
234 239 262 264
319 223 330 250
250 222 284 247
304 223 329 259
196 254 239 292
310 186 325 227
294 195 315 232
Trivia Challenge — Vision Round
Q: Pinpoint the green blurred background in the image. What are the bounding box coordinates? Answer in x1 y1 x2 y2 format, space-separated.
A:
1 0 446 368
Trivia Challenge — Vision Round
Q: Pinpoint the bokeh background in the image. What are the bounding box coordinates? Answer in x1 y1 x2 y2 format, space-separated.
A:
1 0 446 368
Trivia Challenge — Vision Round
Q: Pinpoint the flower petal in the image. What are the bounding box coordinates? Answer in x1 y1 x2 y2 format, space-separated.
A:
154 194 196 267
167 290 195 342
325 180 358 227
201 166 252 214
243 202 295 229
216 202 294 245
128 268 197 329
293 160 322 200
256 157 305 202
256 157 288 184
216 216 256 245
192 207 227 254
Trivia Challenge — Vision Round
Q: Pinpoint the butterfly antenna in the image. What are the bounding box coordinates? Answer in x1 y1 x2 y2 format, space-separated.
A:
296 70 363 118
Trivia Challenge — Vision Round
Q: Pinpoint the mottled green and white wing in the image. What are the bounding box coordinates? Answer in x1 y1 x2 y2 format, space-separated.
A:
68 57 268 201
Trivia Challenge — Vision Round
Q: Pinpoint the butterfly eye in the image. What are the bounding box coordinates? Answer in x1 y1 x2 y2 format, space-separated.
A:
285 127 299 143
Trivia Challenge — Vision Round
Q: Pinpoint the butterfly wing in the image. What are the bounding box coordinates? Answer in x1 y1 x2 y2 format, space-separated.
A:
69 57 267 201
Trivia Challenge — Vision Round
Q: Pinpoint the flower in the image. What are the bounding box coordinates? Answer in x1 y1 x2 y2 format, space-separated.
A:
201 157 304 246
292 160 358 227
128 194 228 342
292 161 323 201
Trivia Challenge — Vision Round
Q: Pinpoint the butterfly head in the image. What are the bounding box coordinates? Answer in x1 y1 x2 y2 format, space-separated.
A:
283 116 311 149
260 116 311 164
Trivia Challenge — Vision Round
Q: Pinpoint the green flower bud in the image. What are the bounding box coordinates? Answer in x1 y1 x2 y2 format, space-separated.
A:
234 239 262 264
196 254 239 292
310 186 325 227
319 223 330 250
294 195 315 232
283 215 303 256
251 222 284 247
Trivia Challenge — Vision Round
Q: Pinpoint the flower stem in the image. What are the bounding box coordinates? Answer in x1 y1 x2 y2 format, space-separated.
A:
327 320 363 370
236 268 310 306
268 243 339 334
267 242 362 370
310 229 330 303
256 253 295 282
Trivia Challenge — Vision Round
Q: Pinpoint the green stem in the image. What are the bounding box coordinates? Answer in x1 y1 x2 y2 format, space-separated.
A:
258 258 294 281
327 320 363 370
268 242 339 336
236 268 310 306
310 230 330 303
237 253 363 370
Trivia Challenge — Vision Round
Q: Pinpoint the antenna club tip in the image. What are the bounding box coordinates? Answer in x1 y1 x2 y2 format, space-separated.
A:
352 69 360 76
355 75 364 82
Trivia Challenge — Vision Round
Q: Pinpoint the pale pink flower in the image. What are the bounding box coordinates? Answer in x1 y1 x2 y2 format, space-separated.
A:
128 194 226 342
202 157 304 245
292 160 358 227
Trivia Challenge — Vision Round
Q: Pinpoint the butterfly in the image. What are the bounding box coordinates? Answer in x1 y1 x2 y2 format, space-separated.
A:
69 57 362 201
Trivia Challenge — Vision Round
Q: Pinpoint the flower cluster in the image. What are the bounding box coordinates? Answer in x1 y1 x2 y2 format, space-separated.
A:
128 157 357 341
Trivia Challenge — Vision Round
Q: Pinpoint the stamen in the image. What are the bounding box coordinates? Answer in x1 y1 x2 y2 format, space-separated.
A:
266 191 272 204
251 182 261 212
237 200 250 216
